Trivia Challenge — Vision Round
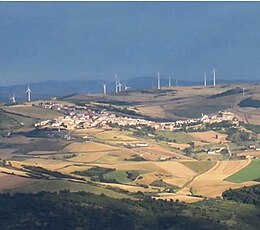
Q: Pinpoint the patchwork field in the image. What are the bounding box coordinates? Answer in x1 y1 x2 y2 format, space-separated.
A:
0 84 259 203
225 159 260 183
186 160 259 197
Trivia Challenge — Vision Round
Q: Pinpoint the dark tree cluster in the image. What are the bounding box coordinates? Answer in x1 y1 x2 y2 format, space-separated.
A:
223 185 260 206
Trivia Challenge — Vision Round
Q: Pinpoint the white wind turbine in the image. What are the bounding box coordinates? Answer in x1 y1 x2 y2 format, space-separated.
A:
102 83 107 95
10 93 16 104
26 85 32 102
157 72 161 90
212 67 216 87
204 72 207 87
242 88 246 97
115 74 118 93
124 83 130 90
168 76 172 87
118 82 123 92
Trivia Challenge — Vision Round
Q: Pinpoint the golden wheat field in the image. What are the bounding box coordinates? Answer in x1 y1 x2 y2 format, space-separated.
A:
64 142 118 153
186 160 257 197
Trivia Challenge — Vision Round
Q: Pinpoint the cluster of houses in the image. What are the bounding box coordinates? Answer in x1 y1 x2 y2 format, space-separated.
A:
200 111 239 125
34 102 239 132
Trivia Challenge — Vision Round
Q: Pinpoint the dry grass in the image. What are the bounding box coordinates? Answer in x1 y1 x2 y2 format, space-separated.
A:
0 174 35 192
193 141 208 147
95 130 137 144
11 159 73 171
168 142 190 150
0 166 28 177
237 151 260 157
65 142 118 153
0 136 33 144
99 182 155 193
134 145 190 160
73 128 104 137
187 160 257 197
0 148 17 160
195 153 224 161
69 152 108 163
58 165 92 174
4 105 62 119
155 193 204 203
137 105 170 119
190 131 228 144
153 161 196 178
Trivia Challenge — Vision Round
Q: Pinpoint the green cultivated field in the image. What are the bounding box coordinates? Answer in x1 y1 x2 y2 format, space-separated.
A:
180 161 216 174
103 170 132 183
155 131 197 143
225 159 260 183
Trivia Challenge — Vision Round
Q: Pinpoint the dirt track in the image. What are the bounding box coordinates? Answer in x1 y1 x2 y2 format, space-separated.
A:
185 160 256 197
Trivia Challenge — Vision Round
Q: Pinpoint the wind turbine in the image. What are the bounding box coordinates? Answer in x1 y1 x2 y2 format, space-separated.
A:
102 83 107 95
124 83 130 90
168 76 172 87
115 74 118 93
26 85 32 102
157 72 161 90
118 82 123 92
175 79 178 86
212 68 216 87
204 72 207 87
10 93 16 104
242 88 246 97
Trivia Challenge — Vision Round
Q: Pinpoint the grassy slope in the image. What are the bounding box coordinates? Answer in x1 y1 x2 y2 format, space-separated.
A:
103 170 132 183
180 161 216 174
225 159 260 183
3 105 62 120
155 130 197 143
7 180 132 199
0 189 260 230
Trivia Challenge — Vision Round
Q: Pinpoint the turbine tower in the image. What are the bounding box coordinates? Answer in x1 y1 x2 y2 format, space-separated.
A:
168 76 171 87
115 74 118 93
157 72 161 90
10 93 16 104
204 72 207 87
212 68 216 87
118 82 123 92
26 85 32 102
124 83 130 90
242 88 246 97
102 84 107 95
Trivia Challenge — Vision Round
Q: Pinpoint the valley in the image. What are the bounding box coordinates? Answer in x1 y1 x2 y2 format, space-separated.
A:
0 84 259 204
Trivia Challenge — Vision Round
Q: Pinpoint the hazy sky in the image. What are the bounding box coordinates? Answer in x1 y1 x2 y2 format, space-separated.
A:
0 2 260 85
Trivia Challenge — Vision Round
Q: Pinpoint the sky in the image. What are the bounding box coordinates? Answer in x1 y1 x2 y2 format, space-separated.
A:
0 2 260 86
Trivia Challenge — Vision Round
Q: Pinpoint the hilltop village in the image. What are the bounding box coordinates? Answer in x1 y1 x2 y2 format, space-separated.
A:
35 102 239 131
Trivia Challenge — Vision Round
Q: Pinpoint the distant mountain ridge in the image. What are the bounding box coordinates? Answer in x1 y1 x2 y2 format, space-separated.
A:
0 77 259 103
